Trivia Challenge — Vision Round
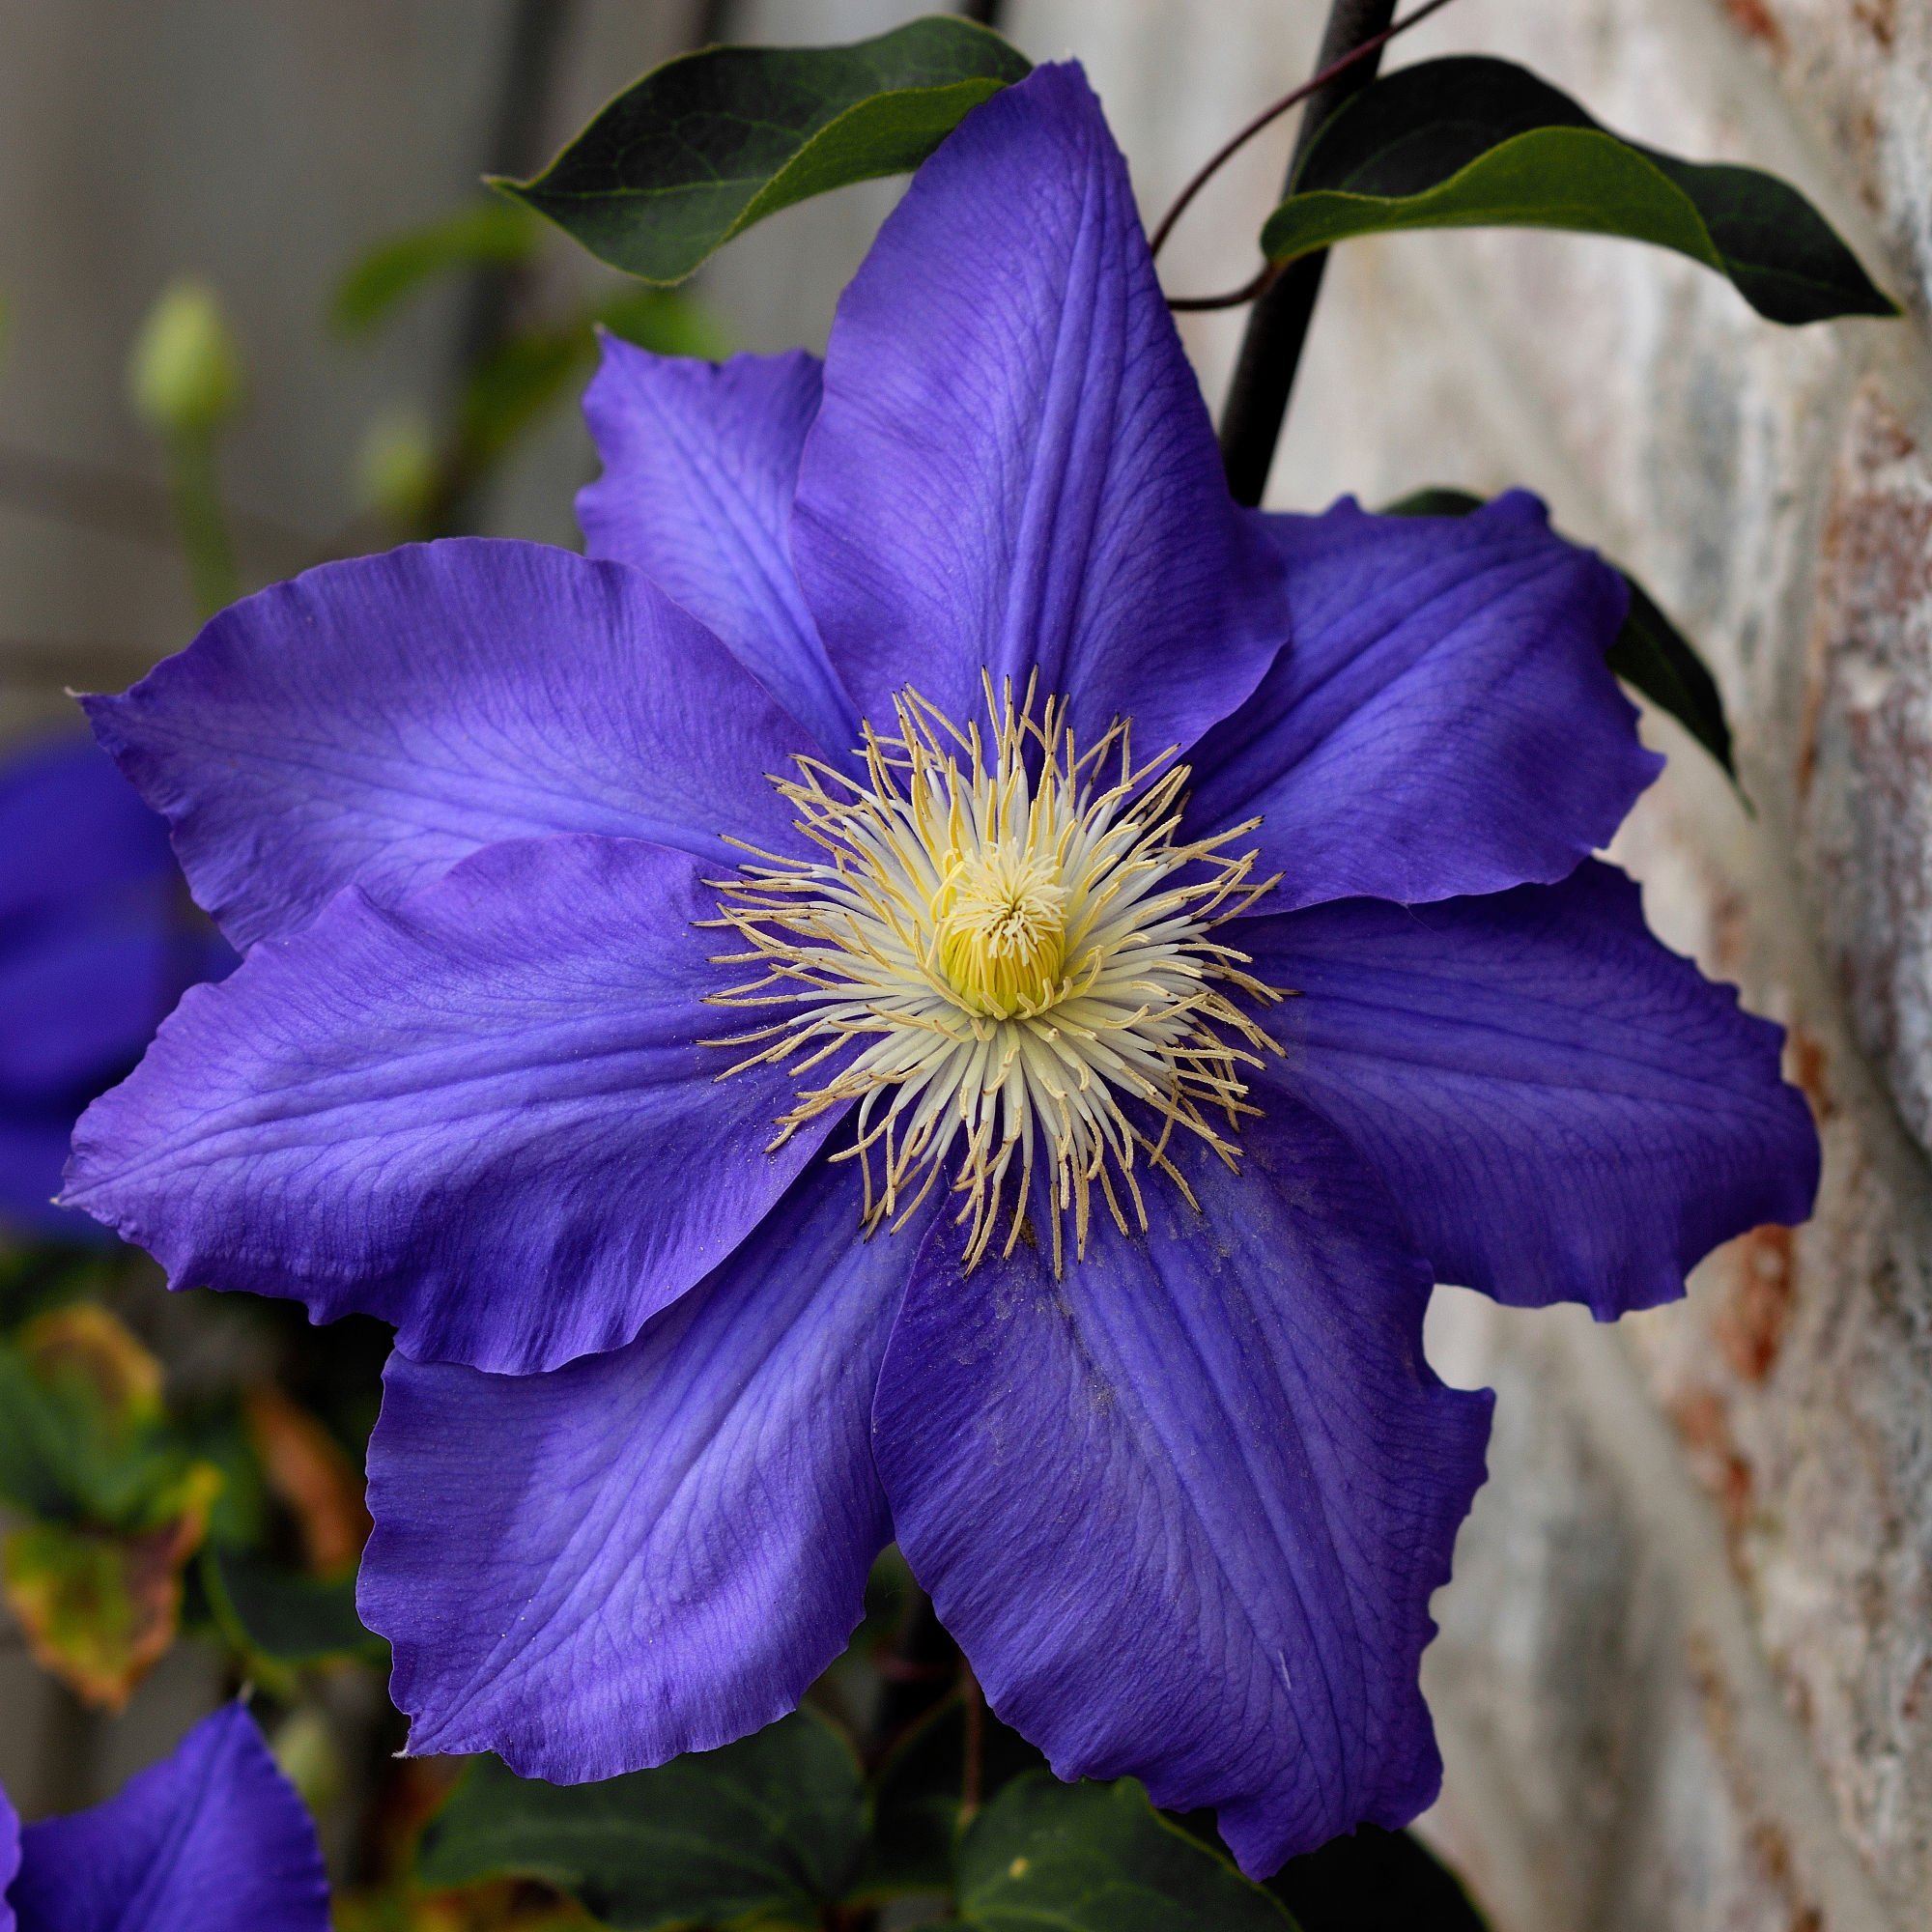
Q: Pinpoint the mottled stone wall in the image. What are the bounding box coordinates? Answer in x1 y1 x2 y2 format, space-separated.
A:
1005 1 1932 1926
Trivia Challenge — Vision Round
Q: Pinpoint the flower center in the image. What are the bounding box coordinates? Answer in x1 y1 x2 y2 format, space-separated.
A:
932 839 1067 1019
706 677 1281 1271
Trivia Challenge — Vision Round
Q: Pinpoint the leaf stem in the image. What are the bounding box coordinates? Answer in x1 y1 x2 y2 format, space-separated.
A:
0 440 305 566
163 432 240 619
1215 0 1401 506
1149 0 1460 262
1167 263 1283 312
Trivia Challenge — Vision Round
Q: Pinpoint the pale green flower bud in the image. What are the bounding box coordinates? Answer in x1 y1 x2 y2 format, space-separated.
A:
128 278 242 439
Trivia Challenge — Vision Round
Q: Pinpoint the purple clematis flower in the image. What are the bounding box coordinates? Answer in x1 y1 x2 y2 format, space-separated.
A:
0 735 231 1240
60 65 1817 1874
0 1703 328 1931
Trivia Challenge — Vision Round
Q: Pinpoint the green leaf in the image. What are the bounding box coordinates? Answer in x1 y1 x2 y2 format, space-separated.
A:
4 1467 216 1710
454 292 725 471
1606 574 1737 789
1378 486 1739 784
595 286 730 361
0 1308 215 1531
1263 57 1896 325
415 1709 868 1930
497 17 1033 284
458 329 590 469
332 200 540 335
1377 486 1486 521
955 1775 1296 1930
203 1547 382 1670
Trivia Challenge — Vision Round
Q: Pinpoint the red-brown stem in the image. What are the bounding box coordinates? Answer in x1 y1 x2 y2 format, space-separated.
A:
959 1661 986 1829
1148 0 1462 263
1167 262 1284 312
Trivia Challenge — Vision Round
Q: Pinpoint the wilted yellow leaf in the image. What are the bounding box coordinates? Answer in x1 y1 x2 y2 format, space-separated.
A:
18 1303 163 1442
2 1461 219 1708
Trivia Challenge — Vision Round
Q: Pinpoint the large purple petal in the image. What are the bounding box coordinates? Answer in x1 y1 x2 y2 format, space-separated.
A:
0 735 173 925
872 1104 1492 1877
11 1704 327 1932
0 896 178 1101
792 63 1284 753
0 1778 18 1932
1187 495 1660 909
85 539 809 951
1245 862 1819 1318
579 340 856 756
362 1137 922 1780
0 1116 108 1241
64 835 825 1374
0 736 218 1108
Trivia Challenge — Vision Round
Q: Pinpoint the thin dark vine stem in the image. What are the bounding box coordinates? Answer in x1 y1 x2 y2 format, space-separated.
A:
1148 0 1460 261
958 1659 986 1828
426 0 581 535
1217 0 1405 506
1167 263 1282 312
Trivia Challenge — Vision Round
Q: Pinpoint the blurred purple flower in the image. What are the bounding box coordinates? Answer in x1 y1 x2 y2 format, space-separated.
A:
60 65 1816 1874
0 736 231 1240
1 1703 328 1931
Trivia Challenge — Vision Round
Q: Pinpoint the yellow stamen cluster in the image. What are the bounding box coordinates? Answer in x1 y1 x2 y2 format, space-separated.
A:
706 678 1282 1270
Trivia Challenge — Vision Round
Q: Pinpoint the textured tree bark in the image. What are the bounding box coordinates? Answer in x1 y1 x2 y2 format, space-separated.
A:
1216 0 1399 507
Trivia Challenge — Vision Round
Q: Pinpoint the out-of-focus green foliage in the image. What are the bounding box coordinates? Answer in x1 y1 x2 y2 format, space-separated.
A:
333 201 542 337
331 201 726 537
126 278 244 613
0 1303 222 1706
355 407 442 527
458 285 727 470
127 277 244 437
205 1546 382 1685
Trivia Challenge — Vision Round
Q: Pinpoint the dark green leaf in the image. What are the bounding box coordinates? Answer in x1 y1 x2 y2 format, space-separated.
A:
1264 57 1896 325
1378 485 1739 783
955 1775 1296 1930
416 1709 868 1930
1266 1824 1492 1931
1376 486 1486 521
497 17 1033 284
1606 574 1736 788
332 201 540 335
203 1547 382 1668
867 1690 1049 1894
